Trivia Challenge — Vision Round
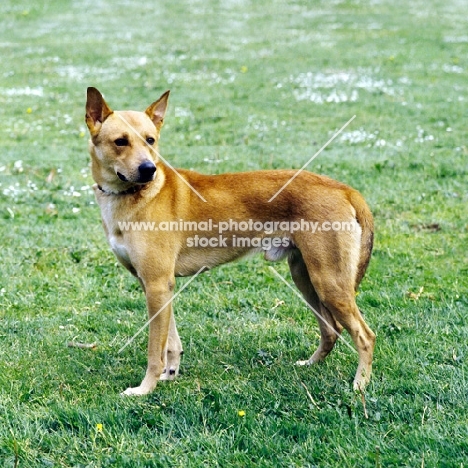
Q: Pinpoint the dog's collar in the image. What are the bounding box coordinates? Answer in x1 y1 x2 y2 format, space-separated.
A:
97 184 145 195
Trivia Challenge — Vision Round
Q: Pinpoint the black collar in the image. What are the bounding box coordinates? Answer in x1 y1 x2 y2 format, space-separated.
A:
97 184 145 195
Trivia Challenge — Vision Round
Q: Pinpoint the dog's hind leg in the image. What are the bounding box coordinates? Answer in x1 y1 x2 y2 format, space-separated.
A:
318 290 375 390
159 311 183 381
288 250 343 365
292 228 375 390
303 265 375 390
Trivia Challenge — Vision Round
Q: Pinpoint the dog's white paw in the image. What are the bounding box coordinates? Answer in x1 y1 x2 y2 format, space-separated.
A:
295 358 313 366
353 370 371 392
121 386 151 396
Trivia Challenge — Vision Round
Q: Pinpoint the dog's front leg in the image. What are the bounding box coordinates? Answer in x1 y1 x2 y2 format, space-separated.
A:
122 279 174 396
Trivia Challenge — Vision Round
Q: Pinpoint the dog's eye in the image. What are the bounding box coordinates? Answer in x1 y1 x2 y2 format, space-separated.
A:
146 137 155 145
115 138 129 147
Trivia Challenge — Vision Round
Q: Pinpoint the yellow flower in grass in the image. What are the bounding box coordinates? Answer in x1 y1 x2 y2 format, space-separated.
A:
96 423 103 433
238 410 246 417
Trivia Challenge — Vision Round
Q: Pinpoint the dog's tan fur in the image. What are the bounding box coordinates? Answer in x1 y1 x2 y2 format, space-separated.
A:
85 87 376 395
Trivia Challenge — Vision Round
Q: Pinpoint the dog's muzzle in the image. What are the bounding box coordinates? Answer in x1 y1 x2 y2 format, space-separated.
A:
117 161 156 184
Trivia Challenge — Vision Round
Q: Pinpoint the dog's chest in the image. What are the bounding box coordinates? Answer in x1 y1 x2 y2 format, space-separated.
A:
100 202 135 272
109 235 131 266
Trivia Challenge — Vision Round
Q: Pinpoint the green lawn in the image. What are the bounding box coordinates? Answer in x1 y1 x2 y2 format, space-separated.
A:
1 0 467 466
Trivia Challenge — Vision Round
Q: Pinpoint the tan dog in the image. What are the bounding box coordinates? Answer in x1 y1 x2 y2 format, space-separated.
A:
85 87 376 395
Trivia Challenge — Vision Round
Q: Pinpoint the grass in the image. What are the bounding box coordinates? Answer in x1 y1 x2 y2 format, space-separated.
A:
0 0 467 466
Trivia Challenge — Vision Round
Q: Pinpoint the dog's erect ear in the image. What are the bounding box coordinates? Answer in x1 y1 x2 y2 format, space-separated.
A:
145 90 170 131
85 87 113 136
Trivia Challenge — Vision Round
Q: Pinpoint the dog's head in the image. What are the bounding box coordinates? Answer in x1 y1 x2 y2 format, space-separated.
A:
85 87 169 193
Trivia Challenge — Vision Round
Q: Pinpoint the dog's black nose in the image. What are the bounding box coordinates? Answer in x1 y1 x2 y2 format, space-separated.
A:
138 161 156 182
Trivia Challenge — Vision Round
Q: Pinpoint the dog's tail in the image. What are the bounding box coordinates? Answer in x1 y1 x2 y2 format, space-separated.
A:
349 189 374 290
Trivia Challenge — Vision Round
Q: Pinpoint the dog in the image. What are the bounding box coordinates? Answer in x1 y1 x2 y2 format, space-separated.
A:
85 87 376 395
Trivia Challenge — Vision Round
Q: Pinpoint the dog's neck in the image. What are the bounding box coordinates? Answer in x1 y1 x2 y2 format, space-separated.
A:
97 184 146 196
